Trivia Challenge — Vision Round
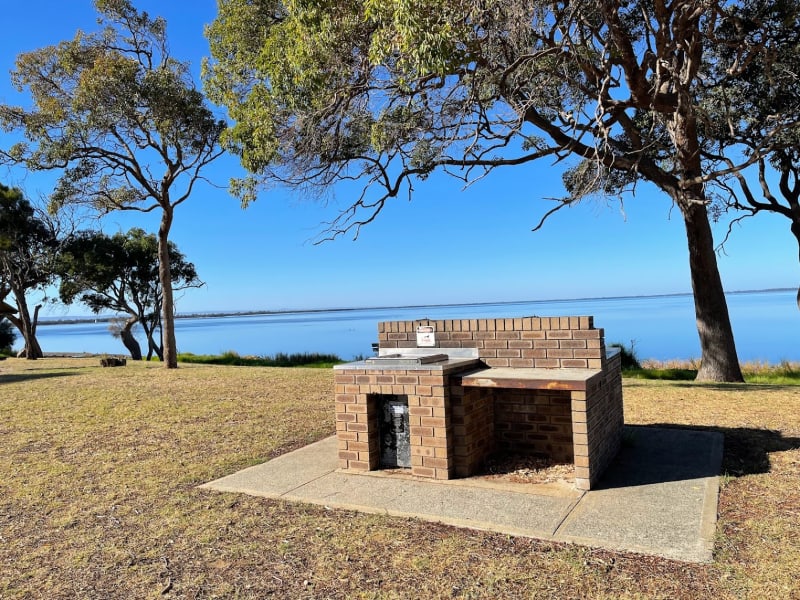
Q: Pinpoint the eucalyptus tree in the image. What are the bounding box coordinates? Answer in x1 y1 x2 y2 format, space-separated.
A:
0 0 225 368
0 184 59 359
205 0 800 382
57 228 202 361
703 4 800 262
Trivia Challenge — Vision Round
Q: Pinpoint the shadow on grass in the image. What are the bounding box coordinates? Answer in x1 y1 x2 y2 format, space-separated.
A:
0 371 78 385
595 424 800 490
677 424 800 477
623 379 800 393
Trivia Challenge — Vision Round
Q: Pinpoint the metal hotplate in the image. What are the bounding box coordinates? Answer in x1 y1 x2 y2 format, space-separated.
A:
364 353 449 366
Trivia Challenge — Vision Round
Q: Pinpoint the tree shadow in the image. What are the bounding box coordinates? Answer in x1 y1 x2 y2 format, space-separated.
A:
0 371 78 384
624 379 800 393
658 423 800 477
594 423 800 490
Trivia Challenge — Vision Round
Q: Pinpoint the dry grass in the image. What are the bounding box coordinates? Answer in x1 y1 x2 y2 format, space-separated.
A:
1 357 799 599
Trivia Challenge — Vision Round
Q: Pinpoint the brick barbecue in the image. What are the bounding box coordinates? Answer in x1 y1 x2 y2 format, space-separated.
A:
334 316 623 490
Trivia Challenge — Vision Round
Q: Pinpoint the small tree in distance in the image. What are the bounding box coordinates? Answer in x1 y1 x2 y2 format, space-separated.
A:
0 0 225 368
57 228 202 361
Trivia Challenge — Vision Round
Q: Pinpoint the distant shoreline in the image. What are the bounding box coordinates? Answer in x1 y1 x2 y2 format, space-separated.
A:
36 287 796 326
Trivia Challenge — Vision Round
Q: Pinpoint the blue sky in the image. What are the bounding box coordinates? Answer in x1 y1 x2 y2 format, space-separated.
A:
1 0 797 316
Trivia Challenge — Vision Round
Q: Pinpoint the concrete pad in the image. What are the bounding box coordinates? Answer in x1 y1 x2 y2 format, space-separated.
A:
200 425 723 563
284 472 582 539
555 426 723 563
199 436 339 496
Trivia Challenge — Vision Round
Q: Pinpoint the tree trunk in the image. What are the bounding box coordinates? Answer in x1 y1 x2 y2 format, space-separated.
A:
682 203 744 382
119 316 143 360
158 207 178 368
140 318 163 361
8 296 43 360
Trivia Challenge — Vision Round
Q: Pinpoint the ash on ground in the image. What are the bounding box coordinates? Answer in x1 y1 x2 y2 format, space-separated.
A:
479 454 575 485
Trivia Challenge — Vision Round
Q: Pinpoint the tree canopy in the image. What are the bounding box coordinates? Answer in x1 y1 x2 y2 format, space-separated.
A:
1 0 225 368
205 0 800 382
57 228 202 360
704 3 800 263
0 183 59 359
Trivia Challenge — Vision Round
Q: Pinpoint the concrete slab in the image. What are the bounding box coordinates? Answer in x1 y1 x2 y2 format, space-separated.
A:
555 426 723 563
200 425 723 563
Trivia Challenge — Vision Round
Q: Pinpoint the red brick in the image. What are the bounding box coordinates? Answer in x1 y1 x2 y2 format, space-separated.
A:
484 340 508 349
424 457 450 469
561 339 587 349
508 340 534 349
411 445 435 457
420 396 445 408
410 426 434 437
497 331 521 340
497 349 521 358
533 339 559 349
522 348 547 359
573 330 601 339
562 359 589 368
484 358 510 367
509 358 535 368
421 436 448 448
521 330 546 340
412 467 435 478
546 330 572 339
533 358 559 368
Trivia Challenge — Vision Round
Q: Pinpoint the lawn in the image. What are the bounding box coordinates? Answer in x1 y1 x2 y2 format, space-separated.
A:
1 357 799 599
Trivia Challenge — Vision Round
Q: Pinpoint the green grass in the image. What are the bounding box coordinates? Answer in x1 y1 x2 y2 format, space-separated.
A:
624 360 800 384
177 349 343 368
623 367 699 381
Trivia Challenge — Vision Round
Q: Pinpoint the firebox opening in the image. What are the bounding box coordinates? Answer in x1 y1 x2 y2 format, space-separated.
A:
374 394 411 469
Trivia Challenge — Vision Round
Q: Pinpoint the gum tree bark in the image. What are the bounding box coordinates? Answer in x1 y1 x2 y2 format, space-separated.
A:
158 206 178 368
118 316 143 361
682 203 742 381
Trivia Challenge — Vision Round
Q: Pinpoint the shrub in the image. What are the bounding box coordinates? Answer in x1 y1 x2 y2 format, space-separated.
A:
609 340 641 370
177 351 343 368
0 319 16 354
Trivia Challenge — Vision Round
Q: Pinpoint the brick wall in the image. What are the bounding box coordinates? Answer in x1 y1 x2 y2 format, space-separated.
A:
334 366 456 479
336 315 624 489
378 316 605 369
494 389 574 462
450 386 494 477
578 350 624 489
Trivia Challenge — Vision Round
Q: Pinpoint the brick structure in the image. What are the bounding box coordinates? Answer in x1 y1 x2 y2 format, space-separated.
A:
334 316 624 490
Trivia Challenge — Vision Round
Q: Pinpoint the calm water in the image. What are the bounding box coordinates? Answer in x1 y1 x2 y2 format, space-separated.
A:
33 289 800 363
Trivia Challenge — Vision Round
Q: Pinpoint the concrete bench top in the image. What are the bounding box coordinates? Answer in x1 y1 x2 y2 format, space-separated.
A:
457 366 604 391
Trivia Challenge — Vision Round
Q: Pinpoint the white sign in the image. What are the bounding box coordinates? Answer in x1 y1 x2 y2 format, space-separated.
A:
416 325 436 347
